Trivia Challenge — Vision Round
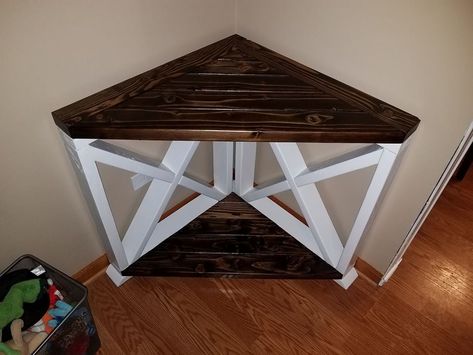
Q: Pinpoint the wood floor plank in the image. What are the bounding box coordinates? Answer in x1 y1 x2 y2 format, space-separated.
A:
419 226 473 271
89 277 188 354
402 236 473 304
95 317 126 355
292 276 384 332
183 278 263 345
133 277 251 354
343 291 469 354
216 278 350 353
384 236 473 348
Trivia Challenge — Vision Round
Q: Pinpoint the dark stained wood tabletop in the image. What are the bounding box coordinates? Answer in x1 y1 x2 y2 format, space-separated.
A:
53 34 419 143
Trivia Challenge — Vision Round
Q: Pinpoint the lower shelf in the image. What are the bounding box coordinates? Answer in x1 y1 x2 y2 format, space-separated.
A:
123 193 342 279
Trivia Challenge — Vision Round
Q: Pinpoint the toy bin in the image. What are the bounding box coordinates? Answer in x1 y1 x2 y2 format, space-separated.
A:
0 254 101 354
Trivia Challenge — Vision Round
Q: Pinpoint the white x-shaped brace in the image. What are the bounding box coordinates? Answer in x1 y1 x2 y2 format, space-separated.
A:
61 132 404 288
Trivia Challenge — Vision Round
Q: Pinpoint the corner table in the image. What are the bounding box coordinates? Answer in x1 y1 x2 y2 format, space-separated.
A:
53 35 419 289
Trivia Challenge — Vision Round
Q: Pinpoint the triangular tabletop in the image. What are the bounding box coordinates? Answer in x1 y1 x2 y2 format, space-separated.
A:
53 34 419 143
122 193 342 279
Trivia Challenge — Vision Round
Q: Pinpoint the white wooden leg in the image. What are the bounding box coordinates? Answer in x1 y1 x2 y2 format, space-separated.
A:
335 267 358 289
336 145 400 274
78 152 130 270
106 264 132 287
270 143 343 266
213 142 234 194
122 141 200 263
234 142 256 195
60 133 129 272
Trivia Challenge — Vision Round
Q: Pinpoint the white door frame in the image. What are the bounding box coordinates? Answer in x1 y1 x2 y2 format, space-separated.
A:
380 121 473 286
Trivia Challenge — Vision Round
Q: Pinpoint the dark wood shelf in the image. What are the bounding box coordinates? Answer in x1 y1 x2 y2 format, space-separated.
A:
123 194 342 279
53 34 419 143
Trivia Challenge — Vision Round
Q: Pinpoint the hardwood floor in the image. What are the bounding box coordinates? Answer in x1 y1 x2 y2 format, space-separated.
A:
88 170 473 354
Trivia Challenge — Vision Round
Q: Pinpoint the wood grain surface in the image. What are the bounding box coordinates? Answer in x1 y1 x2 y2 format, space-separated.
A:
123 193 341 279
88 170 472 354
72 254 109 284
354 257 382 284
53 35 419 143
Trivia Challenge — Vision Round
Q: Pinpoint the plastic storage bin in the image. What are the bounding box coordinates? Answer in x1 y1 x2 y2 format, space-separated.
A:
0 254 101 354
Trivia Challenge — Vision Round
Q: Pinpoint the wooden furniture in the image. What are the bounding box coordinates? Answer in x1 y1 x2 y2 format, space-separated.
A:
53 34 419 288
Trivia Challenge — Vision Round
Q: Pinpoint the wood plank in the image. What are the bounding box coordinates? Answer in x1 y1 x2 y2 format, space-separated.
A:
72 254 109 284
354 257 382 284
118 91 355 111
123 253 339 279
122 277 251 354
53 35 419 143
342 291 470 354
90 276 222 354
382 244 473 350
123 193 341 279
52 35 239 127
236 36 419 137
154 234 301 254
70 112 398 143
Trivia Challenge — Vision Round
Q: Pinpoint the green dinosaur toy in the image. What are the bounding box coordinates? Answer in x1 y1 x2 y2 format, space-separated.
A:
0 279 41 355
0 279 40 330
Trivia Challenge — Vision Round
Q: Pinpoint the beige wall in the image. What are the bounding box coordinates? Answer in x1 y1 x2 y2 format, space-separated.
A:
236 0 473 272
0 0 235 274
1 0 471 277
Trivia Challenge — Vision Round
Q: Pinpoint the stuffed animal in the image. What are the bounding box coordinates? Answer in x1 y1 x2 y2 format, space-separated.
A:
47 301 72 329
0 280 40 330
0 272 49 342
0 319 47 355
